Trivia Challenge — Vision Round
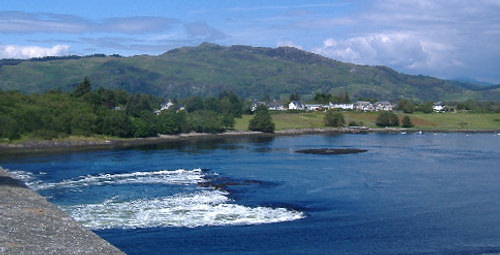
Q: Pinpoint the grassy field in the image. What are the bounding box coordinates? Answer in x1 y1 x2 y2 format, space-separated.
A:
234 111 500 131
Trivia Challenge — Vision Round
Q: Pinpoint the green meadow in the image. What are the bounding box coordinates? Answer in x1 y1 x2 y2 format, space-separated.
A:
234 112 500 131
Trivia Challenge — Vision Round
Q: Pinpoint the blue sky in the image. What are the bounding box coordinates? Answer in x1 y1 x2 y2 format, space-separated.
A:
1 0 499 84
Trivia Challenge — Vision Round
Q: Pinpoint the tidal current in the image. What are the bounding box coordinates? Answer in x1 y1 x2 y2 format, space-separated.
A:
1 133 499 254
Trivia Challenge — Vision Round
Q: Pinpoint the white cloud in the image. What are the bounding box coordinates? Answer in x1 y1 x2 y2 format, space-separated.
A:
313 33 430 68
0 44 70 59
0 11 178 34
307 0 500 82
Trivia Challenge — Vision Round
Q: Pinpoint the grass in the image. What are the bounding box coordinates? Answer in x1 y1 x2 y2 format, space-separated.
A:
234 111 500 131
411 112 500 130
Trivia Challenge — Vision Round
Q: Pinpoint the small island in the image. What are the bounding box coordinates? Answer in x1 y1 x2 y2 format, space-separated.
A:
296 148 368 155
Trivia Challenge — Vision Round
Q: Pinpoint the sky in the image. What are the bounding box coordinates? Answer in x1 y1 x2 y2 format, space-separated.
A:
1 0 499 84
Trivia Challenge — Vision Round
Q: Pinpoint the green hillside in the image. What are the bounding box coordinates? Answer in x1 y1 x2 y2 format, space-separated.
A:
1 43 498 102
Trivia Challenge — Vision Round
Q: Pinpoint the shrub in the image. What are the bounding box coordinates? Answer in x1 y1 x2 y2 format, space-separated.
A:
324 111 345 127
249 105 275 133
376 112 400 127
401 115 414 128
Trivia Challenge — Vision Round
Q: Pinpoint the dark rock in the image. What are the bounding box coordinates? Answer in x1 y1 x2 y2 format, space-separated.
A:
296 148 367 155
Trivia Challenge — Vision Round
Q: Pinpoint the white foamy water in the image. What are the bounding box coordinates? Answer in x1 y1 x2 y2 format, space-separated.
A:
9 168 305 229
27 168 208 190
64 189 305 229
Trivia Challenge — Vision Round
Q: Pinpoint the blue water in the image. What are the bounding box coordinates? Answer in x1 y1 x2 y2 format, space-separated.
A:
1 133 499 254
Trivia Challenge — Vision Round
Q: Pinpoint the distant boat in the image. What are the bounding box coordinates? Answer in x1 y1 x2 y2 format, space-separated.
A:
416 131 424 135
400 131 407 135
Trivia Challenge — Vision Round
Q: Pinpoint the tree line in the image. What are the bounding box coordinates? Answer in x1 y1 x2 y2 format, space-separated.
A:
0 78 246 141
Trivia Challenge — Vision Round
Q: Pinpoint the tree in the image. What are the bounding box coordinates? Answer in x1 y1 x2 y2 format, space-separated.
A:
375 112 400 127
131 111 158 137
0 115 21 140
248 105 275 133
401 115 414 128
72 77 92 98
324 111 345 127
204 96 221 112
183 96 204 112
416 101 434 113
188 110 224 133
397 99 415 113
219 91 243 118
98 111 133 137
157 108 185 135
96 87 117 108
126 94 154 117
289 92 300 102
220 113 235 129
333 91 351 103
313 92 332 104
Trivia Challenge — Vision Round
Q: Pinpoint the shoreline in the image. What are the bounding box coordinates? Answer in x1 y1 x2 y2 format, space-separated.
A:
1 128 499 155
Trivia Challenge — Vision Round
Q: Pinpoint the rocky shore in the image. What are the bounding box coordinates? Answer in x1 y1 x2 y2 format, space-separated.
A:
1 128 498 155
0 167 124 254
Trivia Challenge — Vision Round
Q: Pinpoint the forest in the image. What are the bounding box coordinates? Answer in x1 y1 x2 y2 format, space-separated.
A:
0 78 244 141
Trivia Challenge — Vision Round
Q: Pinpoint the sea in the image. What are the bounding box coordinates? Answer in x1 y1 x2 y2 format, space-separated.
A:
1 133 499 254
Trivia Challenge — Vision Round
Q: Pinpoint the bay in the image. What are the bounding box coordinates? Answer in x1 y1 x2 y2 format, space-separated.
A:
1 133 499 254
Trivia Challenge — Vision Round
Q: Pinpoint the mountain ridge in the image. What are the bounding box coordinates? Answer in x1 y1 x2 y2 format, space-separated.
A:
1 43 498 102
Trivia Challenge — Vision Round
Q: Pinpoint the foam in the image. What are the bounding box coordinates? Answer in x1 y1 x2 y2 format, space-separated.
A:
64 189 305 229
10 168 305 229
29 168 208 190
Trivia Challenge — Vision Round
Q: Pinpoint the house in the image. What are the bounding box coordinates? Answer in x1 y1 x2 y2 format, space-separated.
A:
268 100 285 111
304 104 325 111
373 101 393 111
329 103 354 110
251 101 268 112
154 99 181 114
433 102 446 112
288 101 304 110
354 101 374 111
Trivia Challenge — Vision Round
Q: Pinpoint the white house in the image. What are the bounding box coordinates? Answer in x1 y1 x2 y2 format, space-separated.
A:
288 101 305 110
154 99 184 114
373 101 393 111
433 102 446 112
329 103 354 110
154 100 174 114
354 101 374 111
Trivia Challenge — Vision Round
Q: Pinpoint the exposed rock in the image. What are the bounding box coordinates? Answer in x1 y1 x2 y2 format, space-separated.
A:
296 148 367 155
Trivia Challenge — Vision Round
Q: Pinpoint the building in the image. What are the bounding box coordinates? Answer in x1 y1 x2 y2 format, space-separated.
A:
304 104 325 111
268 100 285 111
329 103 354 110
354 101 374 111
154 99 183 114
373 101 393 111
288 101 305 110
251 101 267 112
433 102 446 112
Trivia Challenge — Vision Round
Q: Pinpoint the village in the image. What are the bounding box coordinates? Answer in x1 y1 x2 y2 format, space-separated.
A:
251 100 447 113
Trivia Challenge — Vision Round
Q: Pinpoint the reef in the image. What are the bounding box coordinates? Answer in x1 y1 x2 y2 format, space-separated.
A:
296 148 367 155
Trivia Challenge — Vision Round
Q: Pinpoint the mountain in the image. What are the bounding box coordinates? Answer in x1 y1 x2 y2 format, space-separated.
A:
1 42 498 102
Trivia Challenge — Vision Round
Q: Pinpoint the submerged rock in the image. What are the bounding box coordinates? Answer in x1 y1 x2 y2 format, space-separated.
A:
296 148 367 155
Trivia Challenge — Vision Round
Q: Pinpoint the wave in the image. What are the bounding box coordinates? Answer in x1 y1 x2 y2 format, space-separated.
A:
64 189 305 229
22 168 210 190
8 168 305 229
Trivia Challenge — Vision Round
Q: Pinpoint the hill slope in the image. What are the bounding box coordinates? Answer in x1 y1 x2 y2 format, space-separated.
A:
1 43 498 102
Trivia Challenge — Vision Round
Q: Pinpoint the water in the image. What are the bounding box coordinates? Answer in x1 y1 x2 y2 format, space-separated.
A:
1 133 499 254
